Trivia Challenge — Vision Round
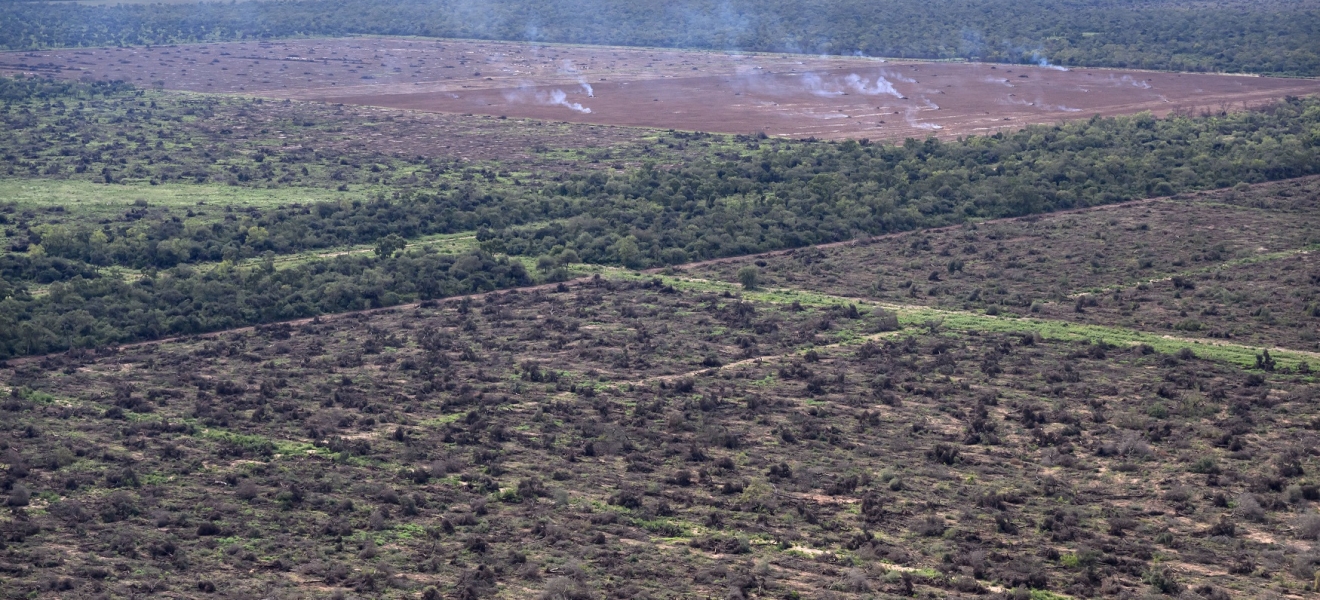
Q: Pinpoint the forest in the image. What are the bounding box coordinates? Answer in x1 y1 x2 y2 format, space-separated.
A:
2 76 1319 358
2 0 1319 76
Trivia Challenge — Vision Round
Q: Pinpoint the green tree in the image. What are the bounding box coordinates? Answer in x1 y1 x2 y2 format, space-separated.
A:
375 234 406 258
737 266 760 290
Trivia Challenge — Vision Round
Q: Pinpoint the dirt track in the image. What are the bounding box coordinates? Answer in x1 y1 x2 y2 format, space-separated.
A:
4 37 1318 141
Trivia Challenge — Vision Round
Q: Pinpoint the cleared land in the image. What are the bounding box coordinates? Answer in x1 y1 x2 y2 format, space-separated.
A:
3 38 1319 140
686 177 1320 354
0 177 1317 599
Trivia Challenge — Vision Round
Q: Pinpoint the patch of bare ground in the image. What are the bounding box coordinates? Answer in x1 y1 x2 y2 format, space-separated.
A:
5 37 1318 141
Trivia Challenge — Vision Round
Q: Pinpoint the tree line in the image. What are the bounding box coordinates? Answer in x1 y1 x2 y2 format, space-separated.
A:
3 78 1320 358
1 0 1318 76
0 248 529 358
480 99 1320 267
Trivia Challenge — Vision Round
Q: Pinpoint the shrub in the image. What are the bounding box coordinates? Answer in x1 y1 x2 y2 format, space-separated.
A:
916 514 946 537
1234 494 1266 522
234 480 258 501
737 266 760 290
1142 566 1182 595
1208 517 1236 537
927 443 960 465
1189 457 1221 475
5 484 29 507
1297 514 1320 540
538 577 593 600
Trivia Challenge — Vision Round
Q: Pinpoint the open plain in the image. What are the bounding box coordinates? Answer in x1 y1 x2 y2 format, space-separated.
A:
4 37 1319 140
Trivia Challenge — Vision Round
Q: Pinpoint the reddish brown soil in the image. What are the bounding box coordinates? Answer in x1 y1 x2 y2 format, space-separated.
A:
4 37 1318 140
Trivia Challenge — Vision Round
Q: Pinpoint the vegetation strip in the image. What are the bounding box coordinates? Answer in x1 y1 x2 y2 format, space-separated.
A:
628 272 1318 372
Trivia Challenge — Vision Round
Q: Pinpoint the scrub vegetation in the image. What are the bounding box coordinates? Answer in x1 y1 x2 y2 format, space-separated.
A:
1 3 1319 595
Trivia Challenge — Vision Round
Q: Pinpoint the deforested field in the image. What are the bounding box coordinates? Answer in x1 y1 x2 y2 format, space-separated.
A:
4 38 1319 140
2 178 1318 599
3 1 1320 595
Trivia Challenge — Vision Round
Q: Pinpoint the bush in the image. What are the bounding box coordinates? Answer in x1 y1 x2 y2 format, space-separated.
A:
737 267 760 290
1234 494 1266 522
927 443 960 465
234 480 259 501
1297 514 1320 540
1189 457 1221 475
538 577 593 600
1142 566 1182 595
3 483 30 508
1208 517 1236 537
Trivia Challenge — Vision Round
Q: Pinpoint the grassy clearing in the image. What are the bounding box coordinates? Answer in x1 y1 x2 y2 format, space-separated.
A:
23 230 481 297
0 178 360 221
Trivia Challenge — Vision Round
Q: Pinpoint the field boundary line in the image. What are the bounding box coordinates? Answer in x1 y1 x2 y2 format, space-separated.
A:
625 272 1320 369
4 175 1318 369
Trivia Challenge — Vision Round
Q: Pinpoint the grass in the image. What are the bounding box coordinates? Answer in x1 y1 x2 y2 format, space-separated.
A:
23 229 482 297
619 271 1319 372
0 178 360 221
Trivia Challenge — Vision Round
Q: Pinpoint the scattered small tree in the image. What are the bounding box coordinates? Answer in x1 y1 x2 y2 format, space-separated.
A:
737 266 760 290
1255 349 1276 372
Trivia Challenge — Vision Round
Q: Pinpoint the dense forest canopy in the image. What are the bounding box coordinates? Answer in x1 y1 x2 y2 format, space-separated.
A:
2 0 1319 76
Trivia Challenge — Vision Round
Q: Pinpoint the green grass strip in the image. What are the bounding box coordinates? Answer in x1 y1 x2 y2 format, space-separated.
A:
612 271 1316 372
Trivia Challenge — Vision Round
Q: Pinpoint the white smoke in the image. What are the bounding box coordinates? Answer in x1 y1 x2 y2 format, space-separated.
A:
543 89 591 113
904 105 941 130
504 86 592 113
881 70 916 83
1031 52 1069 71
801 72 904 98
1119 75 1152 89
578 78 594 97
844 73 902 98
801 73 844 97
1004 96 1082 112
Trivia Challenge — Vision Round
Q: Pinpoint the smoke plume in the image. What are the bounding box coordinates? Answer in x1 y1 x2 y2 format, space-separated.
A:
881 70 916 83
504 85 592 113
544 89 591 113
844 73 902 97
1118 75 1151 89
800 72 903 97
1004 96 1081 112
1030 51 1068 71
801 72 844 97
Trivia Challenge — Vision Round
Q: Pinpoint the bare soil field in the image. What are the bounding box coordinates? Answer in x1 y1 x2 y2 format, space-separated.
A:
4 37 1318 140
